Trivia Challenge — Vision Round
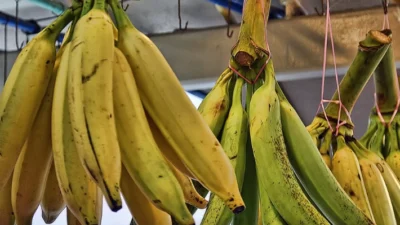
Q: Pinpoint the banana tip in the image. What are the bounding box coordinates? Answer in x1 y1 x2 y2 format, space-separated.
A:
232 205 245 214
42 212 57 224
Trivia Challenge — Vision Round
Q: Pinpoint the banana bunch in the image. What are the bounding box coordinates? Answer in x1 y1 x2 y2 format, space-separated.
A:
0 0 247 223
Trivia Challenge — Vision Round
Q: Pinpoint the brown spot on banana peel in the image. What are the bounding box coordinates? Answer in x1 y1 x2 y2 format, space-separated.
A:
82 59 108 83
85 120 121 211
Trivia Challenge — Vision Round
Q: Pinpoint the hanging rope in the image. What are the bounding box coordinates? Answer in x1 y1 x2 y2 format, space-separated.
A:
316 0 351 136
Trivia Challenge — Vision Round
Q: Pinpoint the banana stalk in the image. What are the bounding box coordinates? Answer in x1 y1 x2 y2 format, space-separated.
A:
231 0 271 67
320 30 392 126
373 44 399 113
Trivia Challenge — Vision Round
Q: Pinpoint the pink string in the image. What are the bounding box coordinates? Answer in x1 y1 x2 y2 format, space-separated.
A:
374 93 400 127
316 0 351 136
228 0 271 84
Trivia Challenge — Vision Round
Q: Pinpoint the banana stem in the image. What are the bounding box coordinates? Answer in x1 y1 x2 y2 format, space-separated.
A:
80 0 93 16
45 6 81 42
110 0 133 29
373 45 399 113
323 29 392 124
93 0 105 10
231 0 271 67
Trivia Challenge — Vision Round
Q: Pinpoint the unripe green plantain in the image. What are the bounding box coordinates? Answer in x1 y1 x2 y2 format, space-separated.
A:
277 83 375 225
250 65 328 225
201 77 247 225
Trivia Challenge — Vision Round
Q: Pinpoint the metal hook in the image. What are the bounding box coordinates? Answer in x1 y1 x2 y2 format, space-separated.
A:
4 21 8 85
314 0 325 16
15 0 22 51
178 0 188 31
120 0 130 11
226 0 233 38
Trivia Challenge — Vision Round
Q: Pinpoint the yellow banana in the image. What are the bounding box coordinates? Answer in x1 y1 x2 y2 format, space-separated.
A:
112 47 193 224
0 175 14 225
120 166 173 225
41 162 66 224
67 209 82 225
52 42 102 225
146 113 194 178
201 77 247 225
331 136 374 221
12 54 58 224
166 160 208 209
360 132 400 220
198 69 233 137
349 139 397 225
67 5 121 211
111 1 244 213
359 157 396 225
0 8 76 190
250 65 328 225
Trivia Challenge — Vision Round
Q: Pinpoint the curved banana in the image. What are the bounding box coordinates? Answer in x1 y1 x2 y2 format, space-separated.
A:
250 66 328 225
67 5 121 211
331 136 374 221
0 175 14 225
52 43 102 225
12 55 58 224
166 160 208 209
198 69 233 137
146 113 194 178
0 8 76 190
201 77 247 225
111 1 244 213
277 84 375 225
359 157 395 225
41 162 66 224
120 166 173 225
359 135 400 220
113 47 193 224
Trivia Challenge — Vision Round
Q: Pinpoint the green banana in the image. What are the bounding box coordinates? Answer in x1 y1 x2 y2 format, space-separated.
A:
198 69 234 137
233 138 260 225
250 64 328 225
277 83 375 224
201 77 247 225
